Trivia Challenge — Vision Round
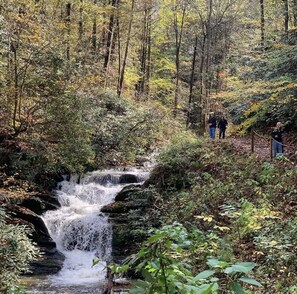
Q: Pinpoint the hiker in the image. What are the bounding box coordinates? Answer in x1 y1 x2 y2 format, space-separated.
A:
208 112 217 139
271 121 284 157
218 116 228 139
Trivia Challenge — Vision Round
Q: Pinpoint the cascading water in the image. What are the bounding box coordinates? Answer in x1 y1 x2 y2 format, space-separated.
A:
28 169 148 293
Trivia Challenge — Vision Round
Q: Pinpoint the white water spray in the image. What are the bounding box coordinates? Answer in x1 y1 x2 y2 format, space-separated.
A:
42 169 148 288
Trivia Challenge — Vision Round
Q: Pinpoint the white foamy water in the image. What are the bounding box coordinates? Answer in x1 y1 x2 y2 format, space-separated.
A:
41 169 148 289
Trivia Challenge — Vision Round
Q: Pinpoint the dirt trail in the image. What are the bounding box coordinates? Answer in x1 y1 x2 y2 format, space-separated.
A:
226 134 296 162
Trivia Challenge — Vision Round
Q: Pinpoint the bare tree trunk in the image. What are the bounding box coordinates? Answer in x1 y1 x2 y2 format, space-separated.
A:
186 35 198 128
92 20 97 52
294 0 297 27
173 1 186 117
283 0 289 37
78 0 83 41
146 3 152 97
117 17 121 93
66 2 71 60
12 48 18 131
104 22 116 88
117 0 135 97
92 0 97 52
135 1 151 98
205 0 213 99
199 34 207 134
260 0 265 48
103 0 118 69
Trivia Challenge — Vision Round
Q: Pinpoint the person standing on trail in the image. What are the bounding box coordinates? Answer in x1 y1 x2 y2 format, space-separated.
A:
218 116 228 139
208 112 217 139
271 121 284 157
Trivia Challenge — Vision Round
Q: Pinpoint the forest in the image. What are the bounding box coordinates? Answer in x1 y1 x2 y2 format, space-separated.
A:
0 0 296 293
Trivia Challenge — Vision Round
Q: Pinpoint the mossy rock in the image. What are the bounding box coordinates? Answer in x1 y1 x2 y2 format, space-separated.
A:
101 200 147 213
115 185 152 202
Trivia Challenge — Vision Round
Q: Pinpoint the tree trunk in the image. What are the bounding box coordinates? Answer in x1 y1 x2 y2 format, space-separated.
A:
92 0 98 52
173 1 186 117
79 0 83 41
65 2 71 60
146 5 152 97
205 0 213 98
294 0 297 27
103 0 118 70
135 1 152 98
260 0 265 48
283 0 289 37
186 35 198 128
117 0 135 97
117 16 121 92
13 48 18 131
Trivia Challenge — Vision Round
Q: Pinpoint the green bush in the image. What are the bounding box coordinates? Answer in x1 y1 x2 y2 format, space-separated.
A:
0 208 40 293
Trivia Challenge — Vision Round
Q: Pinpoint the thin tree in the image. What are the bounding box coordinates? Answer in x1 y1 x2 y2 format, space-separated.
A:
65 2 71 60
186 34 198 128
92 0 97 52
173 0 187 117
294 0 297 27
135 0 152 98
260 0 265 48
103 0 119 70
117 0 135 97
283 0 289 37
78 0 83 41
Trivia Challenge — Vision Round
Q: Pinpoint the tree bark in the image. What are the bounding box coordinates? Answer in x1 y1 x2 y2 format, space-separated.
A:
65 2 71 60
260 0 265 48
103 0 119 70
173 1 186 117
294 0 297 27
205 0 213 97
135 1 153 98
13 48 18 131
92 0 97 52
117 0 135 97
186 35 198 128
78 0 83 41
283 0 289 37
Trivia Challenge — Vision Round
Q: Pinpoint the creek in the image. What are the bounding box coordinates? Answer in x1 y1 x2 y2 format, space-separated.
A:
25 168 149 294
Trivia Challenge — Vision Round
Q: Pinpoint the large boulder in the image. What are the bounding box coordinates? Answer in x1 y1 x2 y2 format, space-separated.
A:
101 185 155 263
20 193 60 215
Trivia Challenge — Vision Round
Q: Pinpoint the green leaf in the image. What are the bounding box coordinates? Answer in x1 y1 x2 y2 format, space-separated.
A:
225 262 256 274
230 281 245 294
206 258 219 267
239 277 263 287
236 262 256 271
196 283 216 294
194 270 215 281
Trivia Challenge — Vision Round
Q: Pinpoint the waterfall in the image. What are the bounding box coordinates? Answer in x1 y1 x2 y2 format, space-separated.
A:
42 169 148 288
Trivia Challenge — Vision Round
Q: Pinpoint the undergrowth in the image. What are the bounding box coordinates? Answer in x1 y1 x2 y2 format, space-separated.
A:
141 133 297 293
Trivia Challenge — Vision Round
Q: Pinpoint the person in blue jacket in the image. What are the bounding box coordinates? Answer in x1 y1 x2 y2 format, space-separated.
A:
271 121 284 157
208 112 217 139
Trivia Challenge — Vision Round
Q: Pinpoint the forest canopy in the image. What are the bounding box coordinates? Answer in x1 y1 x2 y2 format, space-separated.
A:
0 0 296 185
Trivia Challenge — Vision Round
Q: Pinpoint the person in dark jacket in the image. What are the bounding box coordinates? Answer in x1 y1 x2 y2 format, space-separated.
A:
208 112 217 139
218 116 228 139
271 121 284 157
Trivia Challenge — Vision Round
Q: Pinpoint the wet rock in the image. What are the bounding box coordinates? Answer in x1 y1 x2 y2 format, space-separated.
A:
20 194 60 215
119 174 139 184
114 184 142 201
102 184 154 264
101 201 147 214
28 249 65 275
